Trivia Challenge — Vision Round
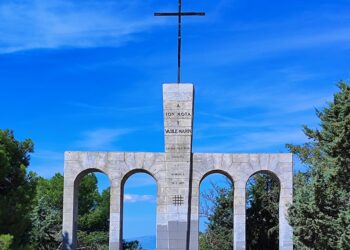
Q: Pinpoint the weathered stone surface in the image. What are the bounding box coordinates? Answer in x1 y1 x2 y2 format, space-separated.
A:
62 83 293 250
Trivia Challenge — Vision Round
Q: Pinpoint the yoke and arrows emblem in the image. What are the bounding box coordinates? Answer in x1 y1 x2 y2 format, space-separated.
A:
155 0 205 84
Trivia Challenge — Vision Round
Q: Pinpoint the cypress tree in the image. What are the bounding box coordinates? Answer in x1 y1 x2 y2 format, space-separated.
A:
288 81 350 249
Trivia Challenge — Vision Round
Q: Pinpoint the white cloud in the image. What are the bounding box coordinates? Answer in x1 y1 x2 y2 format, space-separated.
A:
199 72 333 116
240 129 307 150
190 16 350 65
67 102 157 113
0 0 162 53
194 128 307 153
124 194 155 203
75 128 132 150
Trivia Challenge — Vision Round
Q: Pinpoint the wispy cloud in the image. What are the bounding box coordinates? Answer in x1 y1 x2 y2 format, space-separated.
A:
193 72 331 154
124 194 155 203
190 6 350 65
75 128 133 150
212 65 334 113
194 128 306 153
0 0 162 53
67 102 157 113
240 129 306 150
196 27 350 65
30 150 64 177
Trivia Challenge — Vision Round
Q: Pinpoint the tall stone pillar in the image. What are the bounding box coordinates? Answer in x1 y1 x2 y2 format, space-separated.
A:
279 176 293 249
157 84 194 250
234 181 246 250
109 182 121 250
62 166 79 250
188 180 199 250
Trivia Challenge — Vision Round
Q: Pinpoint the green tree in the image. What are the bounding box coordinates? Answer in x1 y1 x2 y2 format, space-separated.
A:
29 172 145 250
77 174 110 249
200 174 279 250
78 174 101 217
199 232 211 250
78 175 110 233
246 173 279 250
0 234 13 250
29 174 64 249
122 239 145 250
200 184 233 250
288 82 350 249
0 129 36 247
77 231 109 250
29 173 111 249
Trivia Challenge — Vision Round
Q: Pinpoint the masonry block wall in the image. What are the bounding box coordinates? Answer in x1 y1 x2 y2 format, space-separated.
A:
62 84 293 250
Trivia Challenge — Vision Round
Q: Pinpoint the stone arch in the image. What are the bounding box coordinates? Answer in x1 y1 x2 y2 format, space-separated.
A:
119 168 158 249
245 169 281 187
121 153 165 179
198 170 235 249
199 169 234 186
192 154 236 192
65 167 112 249
240 156 293 249
74 168 111 185
245 170 281 250
62 81 295 250
121 168 159 187
190 155 237 250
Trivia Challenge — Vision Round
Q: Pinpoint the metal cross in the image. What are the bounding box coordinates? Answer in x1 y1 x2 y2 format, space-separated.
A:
155 0 205 83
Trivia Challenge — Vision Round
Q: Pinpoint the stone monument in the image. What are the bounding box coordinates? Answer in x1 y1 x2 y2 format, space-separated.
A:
62 83 293 250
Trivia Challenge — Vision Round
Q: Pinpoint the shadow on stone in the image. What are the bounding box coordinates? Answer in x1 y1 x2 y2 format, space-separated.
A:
62 231 73 250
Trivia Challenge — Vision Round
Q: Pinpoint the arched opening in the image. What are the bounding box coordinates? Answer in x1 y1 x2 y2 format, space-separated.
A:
76 171 111 249
121 171 157 250
199 171 234 250
246 171 280 250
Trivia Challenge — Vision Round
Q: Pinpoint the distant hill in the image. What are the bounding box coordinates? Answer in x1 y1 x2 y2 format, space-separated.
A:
126 235 156 250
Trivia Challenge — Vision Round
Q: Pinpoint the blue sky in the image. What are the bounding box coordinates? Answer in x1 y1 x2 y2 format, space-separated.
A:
1 0 350 242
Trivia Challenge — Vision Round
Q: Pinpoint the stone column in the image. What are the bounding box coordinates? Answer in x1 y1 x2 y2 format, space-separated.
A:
279 175 293 249
188 180 200 250
234 181 246 250
109 182 121 250
157 83 194 250
157 182 170 250
62 166 79 250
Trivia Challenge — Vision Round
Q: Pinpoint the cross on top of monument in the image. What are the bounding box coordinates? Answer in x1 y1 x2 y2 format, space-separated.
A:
62 4 294 249
155 0 205 84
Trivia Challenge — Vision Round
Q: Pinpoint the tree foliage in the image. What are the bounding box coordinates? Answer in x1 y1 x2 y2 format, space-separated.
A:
77 174 110 249
77 231 109 250
202 183 233 250
246 173 279 250
199 173 279 250
287 82 350 249
0 234 13 250
29 174 64 249
0 129 36 247
28 172 142 250
29 173 110 249
122 239 145 250
78 175 110 233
